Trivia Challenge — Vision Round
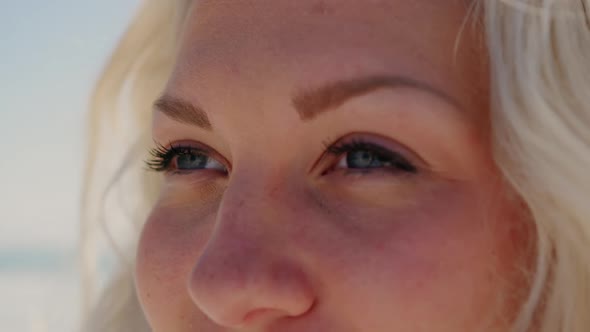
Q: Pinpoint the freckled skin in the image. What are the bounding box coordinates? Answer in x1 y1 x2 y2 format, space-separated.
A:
136 1 532 331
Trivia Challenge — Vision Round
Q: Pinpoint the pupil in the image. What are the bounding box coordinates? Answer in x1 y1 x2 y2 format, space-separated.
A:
347 150 376 168
177 153 207 169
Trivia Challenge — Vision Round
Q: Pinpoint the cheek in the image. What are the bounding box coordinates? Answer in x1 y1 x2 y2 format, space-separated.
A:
135 204 215 330
134 175 530 331
308 181 529 331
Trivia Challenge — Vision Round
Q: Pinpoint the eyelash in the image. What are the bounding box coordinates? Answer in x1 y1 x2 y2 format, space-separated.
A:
146 139 418 175
324 139 418 174
146 143 210 173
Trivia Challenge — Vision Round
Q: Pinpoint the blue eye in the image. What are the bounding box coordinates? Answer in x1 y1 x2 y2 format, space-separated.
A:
146 143 227 173
176 153 208 169
343 149 390 169
175 151 225 171
328 139 417 173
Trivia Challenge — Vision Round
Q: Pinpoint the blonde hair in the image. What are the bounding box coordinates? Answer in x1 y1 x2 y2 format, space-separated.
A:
81 1 590 331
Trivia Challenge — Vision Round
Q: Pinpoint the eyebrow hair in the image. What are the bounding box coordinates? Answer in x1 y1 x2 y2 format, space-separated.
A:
153 96 212 130
292 75 462 121
154 75 461 128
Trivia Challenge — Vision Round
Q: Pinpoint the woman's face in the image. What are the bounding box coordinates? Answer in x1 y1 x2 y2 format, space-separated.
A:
136 1 530 331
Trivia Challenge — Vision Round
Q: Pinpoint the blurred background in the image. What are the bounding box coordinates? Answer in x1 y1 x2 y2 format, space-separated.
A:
0 1 141 330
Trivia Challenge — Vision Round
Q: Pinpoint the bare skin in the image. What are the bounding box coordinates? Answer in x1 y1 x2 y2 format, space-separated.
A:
136 1 531 331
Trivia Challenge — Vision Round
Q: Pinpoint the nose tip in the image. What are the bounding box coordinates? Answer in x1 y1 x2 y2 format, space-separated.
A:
188 250 315 328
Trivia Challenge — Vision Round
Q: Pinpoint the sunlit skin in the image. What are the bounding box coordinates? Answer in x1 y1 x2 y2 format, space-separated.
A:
135 1 532 331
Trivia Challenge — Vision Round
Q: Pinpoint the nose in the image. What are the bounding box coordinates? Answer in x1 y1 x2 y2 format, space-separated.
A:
187 178 316 328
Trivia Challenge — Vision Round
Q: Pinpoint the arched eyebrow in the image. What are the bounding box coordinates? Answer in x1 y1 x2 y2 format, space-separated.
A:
153 75 461 129
292 75 462 121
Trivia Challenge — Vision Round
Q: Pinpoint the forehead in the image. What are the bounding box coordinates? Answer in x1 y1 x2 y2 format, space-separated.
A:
188 0 469 24
177 0 472 67
167 0 486 120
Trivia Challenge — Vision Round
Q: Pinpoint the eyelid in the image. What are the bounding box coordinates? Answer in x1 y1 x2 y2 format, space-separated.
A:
312 133 429 174
326 140 397 157
150 140 231 173
334 133 426 164
175 140 229 163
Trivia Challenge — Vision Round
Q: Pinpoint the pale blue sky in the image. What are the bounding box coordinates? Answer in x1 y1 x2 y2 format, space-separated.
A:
0 0 141 250
0 3 144 330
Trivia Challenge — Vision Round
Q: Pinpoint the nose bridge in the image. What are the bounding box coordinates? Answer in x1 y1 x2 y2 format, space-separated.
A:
187 167 315 328
221 168 274 226
218 161 292 229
